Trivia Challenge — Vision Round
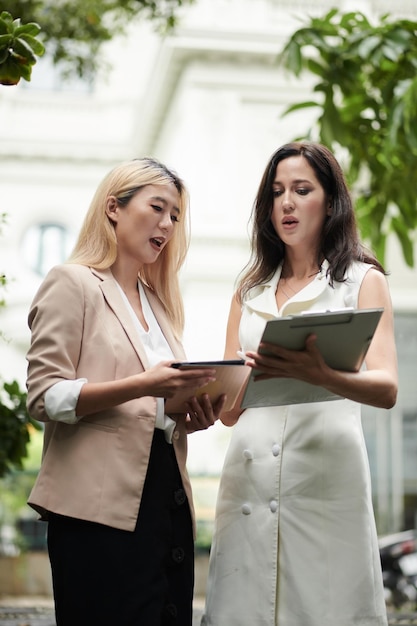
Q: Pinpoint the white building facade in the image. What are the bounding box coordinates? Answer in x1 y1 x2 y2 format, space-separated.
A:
0 0 416 534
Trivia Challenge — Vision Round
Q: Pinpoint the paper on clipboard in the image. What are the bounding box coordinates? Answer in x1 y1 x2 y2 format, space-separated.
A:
241 307 383 409
165 360 250 413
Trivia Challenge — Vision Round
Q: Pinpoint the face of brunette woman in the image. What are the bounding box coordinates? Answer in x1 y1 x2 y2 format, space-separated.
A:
270 155 331 252
106 183 180 267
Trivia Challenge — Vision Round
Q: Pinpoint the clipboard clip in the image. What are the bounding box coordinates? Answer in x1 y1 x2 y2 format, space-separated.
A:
290 308 355 328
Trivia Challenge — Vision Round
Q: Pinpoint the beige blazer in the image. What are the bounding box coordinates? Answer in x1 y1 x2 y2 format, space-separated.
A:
26 264 193 532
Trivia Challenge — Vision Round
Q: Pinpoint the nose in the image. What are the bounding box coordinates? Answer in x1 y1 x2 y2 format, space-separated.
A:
159 211 172 231
281 192 294 211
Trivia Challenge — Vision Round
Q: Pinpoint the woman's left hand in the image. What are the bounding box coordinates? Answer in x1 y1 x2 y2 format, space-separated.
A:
244 334 328 386
183 392 227 434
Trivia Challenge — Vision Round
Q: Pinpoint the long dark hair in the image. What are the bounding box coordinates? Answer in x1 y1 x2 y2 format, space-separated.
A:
237 141 385 303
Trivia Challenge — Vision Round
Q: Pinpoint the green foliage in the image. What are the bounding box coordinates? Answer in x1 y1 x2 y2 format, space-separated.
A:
0 380 42 479
0 429 43 529
0 274 5 310
0 470 38 524
0 211 40 479
195 519 214 553
1 0 195 80
279 9 417 267
0 10 45 85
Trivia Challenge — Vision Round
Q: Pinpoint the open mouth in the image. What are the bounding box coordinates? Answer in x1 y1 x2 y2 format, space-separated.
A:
150 237 163 248
282 218 298 225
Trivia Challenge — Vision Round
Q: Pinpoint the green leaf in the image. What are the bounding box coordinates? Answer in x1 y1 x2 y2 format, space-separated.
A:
340 10 371 30
12 18 22 31
279 39 302 75
12 38 37 64
306 58 328 77
374 235 387 267
17 58 32 81
391 217 415 266
14 22 42 37
283 100 320 115
0 56 21 84
19 33 45 56
0 379 32 477
356 35 381 59
402 78 417 153
0 33 12 47
0 11 13 26
0 18 10 35
385 26 412 48
0 47 8 63
381 40 404 63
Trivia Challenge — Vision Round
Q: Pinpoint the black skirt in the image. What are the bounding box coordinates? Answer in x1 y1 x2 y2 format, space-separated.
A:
47 429 194 626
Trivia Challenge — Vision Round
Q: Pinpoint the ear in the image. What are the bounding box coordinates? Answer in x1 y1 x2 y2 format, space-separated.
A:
326 197 333 216
106 196 119 224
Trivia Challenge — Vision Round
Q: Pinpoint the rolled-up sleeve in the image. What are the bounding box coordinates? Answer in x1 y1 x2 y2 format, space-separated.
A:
26 265 86 422
44 378 88 424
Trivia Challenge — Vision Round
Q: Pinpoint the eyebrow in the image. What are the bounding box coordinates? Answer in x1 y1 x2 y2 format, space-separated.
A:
273 178 313 186
150 195 180 215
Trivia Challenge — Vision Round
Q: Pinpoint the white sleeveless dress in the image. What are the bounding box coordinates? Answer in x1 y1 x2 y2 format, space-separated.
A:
202 260 387 626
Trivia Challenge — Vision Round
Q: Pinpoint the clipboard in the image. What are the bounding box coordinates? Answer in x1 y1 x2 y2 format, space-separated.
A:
241 307 383 408
165 360 250 413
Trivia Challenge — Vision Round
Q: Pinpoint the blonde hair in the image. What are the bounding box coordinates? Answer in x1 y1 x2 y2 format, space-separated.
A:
68 158 190 337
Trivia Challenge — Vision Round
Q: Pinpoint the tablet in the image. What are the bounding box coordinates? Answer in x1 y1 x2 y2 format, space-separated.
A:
166 360 249 413
171 359 244 369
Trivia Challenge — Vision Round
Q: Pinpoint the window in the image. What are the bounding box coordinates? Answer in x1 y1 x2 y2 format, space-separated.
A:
22 223 75 276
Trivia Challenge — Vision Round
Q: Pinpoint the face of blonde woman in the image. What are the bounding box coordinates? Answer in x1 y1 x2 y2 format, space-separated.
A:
106 182 181 267
270 155 331 252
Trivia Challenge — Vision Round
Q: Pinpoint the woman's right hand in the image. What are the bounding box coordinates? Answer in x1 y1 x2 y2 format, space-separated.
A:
136 361 216 399
75 361 216 417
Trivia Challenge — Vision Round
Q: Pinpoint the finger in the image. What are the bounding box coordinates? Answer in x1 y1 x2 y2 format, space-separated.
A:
250 355 285 372
213 393 227 417
185 399 204 422
178 370 217 387
258 343 282 357
198 393 223 424
244 351 259 362
171 365 216 377
186 396 215 428
183 368 216 378
304 334 318 350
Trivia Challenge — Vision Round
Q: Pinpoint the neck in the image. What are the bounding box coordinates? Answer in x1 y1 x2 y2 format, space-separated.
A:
110 259 141 293
281 259 321 281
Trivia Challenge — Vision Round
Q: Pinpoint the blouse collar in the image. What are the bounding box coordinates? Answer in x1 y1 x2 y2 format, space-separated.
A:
244 259 330 317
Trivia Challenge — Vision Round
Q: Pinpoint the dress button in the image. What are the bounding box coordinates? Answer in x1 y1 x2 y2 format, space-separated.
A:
241 503 252 515
171 546 185 563
269 499 278 513
174 488 186 506
242 448 253 460
272 443 280 457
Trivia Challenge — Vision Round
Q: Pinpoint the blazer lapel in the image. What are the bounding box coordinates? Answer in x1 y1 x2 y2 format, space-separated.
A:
91 267 151 368
90 267 186 366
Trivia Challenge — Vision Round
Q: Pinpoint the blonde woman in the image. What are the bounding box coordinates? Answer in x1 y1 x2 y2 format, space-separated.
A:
26 158 225 626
